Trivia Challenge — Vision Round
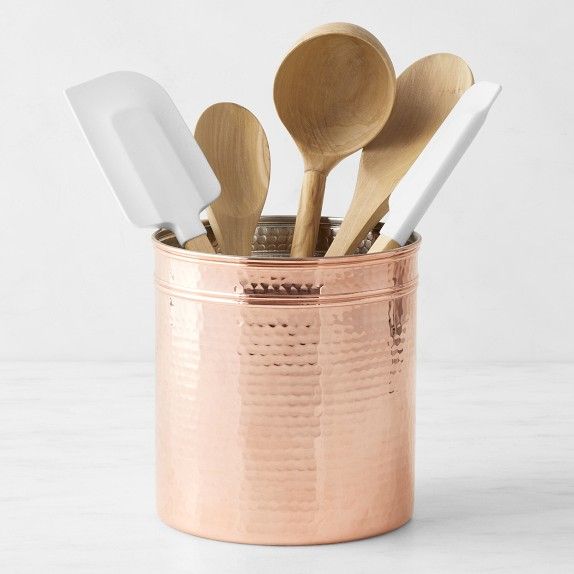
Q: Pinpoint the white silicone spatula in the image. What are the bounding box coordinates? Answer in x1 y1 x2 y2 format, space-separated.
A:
369 81 501 253
65 71 220 253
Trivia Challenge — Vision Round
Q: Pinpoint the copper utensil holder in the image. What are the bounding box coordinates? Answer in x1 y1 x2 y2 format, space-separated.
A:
154 216 420 545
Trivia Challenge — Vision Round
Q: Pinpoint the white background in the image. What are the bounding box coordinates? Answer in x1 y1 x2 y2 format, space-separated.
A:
1 0 573 362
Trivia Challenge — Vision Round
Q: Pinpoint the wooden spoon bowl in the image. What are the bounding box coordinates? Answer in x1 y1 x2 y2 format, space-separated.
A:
195 103 270 256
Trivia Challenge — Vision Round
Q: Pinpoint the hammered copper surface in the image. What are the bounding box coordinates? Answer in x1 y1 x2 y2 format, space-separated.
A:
154 217 419 545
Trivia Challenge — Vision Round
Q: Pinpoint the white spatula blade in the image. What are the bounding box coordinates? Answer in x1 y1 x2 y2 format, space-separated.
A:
380 81 502 246
65 71 220 245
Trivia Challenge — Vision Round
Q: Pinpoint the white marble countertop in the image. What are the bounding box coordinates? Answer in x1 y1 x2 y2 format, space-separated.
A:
1 362 572 573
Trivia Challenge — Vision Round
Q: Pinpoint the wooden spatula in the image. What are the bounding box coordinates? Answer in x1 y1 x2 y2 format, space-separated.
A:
195 103 270 256
326 53 473 257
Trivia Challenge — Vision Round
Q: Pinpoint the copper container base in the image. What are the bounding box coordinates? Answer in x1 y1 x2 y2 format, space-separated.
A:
164 513 413 546
154 217 420 545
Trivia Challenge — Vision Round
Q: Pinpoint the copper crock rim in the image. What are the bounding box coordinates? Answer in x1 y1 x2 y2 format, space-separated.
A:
152 216 421 267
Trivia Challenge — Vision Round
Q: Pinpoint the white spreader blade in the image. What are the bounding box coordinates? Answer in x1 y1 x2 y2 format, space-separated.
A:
65 71 220 245
371 81 501 251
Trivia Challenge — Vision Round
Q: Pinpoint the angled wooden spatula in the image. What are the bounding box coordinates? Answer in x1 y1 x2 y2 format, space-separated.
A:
195 103 270 256
326 53 473 257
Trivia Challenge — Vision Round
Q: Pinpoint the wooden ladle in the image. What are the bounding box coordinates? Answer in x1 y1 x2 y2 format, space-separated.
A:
326 53 474 257
195 103 270 256
273 23 396 257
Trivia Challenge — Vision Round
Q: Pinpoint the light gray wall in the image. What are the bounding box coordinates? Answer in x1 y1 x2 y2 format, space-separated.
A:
1 0 572 361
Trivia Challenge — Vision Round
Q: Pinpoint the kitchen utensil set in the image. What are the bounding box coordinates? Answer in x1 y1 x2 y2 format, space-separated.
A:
66 23 501 258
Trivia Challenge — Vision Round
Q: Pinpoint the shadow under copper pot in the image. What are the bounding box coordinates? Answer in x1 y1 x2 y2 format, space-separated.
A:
153 217 420 545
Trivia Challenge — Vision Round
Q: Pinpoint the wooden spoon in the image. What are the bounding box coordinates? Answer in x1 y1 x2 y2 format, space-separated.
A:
326 53 474 256
273 23 395 257
195 103 270 256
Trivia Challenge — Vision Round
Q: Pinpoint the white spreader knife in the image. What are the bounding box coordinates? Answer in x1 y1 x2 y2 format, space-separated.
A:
369 81 501 253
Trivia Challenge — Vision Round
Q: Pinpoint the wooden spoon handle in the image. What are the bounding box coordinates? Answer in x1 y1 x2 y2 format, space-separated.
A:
368 233 400 254
290 170 326 257
326 199 390 257
183 234 216 253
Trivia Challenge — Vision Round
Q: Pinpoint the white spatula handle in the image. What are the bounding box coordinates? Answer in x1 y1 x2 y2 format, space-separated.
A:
370 81 501 252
